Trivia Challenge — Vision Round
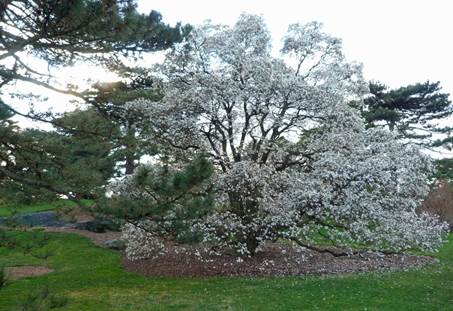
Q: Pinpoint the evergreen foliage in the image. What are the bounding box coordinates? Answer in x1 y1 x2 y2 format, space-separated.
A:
0 1 188 196
89 71 163 175
0 0 190 90
435 158 453 181
363 81 453 148
0 107 116 200
101 155 214 250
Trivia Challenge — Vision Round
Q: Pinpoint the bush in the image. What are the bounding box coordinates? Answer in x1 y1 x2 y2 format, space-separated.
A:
31 248 54 261
0 180 57 206
421 180 453 231
74 217 120 233
18 286 68 310
0 228 18 249
0 266 8 289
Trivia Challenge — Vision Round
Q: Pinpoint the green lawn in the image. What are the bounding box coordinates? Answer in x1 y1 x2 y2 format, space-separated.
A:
0 231 452 310
0 200 91 217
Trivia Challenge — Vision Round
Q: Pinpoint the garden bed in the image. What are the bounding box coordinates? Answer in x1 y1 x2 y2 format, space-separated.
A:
122 244 437 277
38 226 437 278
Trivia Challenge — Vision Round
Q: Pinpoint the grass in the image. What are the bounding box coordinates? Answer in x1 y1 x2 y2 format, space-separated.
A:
0 200 91 217
0 230 452 310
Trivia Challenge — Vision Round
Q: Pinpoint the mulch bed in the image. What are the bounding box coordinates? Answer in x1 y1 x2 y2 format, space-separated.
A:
122 244 438 277
39 227 438 278
6 266 54 280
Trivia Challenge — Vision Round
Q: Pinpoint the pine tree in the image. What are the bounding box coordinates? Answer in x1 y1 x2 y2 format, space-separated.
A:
89 67 162 175
0 1 189 196
363 81 453 148
100 155 215 245
0 1 190 96
0 105 117 201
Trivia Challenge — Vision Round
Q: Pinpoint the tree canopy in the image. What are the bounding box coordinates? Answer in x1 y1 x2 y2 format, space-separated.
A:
110 15 447 257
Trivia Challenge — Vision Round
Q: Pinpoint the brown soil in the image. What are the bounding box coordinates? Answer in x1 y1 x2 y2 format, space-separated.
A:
122 244 438 277
6 266 54 280
44 228 121 246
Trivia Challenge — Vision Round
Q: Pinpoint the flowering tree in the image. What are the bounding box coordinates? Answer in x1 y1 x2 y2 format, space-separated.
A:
112 14 447 258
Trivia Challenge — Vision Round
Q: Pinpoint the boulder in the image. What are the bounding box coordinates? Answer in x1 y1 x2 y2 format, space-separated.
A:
103 238 126 250
74 218 119 233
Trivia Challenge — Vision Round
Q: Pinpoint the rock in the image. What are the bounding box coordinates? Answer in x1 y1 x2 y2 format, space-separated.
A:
74 218 119 233
0 211 66 227
104 238 126 250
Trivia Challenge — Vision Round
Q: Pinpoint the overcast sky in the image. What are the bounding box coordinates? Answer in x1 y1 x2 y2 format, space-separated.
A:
138 0 453 95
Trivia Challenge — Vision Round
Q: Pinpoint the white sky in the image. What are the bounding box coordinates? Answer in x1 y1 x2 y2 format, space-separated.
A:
138 0 453 93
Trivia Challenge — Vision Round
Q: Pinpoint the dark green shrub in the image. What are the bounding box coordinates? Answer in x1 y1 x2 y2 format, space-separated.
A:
49 295 69 309
18 286 68 310
31 232 51 248
0 229 18 249
0 266 8 289
31 249 54 260
21 242 34 256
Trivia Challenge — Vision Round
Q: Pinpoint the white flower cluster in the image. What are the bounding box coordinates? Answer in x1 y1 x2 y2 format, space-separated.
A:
288 106 448 251
194 162 298 255
121 222 165 260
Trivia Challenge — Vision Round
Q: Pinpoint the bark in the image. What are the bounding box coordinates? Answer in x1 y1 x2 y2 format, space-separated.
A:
124 122 136 175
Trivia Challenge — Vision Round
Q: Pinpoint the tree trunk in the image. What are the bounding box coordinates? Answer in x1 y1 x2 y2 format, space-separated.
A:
125 154 135 175
389 121 395 131
124 121 136 175
245 234 259 256
227 191 260 256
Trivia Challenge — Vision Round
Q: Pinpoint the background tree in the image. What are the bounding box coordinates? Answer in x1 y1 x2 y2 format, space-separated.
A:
0 1 189 193
0 0 189 97
53 108 118 197
363 81 453 148
89 65 163 175
434 158 453 182
0 103 116 201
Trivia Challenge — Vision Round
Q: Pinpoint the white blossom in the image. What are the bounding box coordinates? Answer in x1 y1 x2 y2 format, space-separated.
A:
121 222 165 260
115 14 447 259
